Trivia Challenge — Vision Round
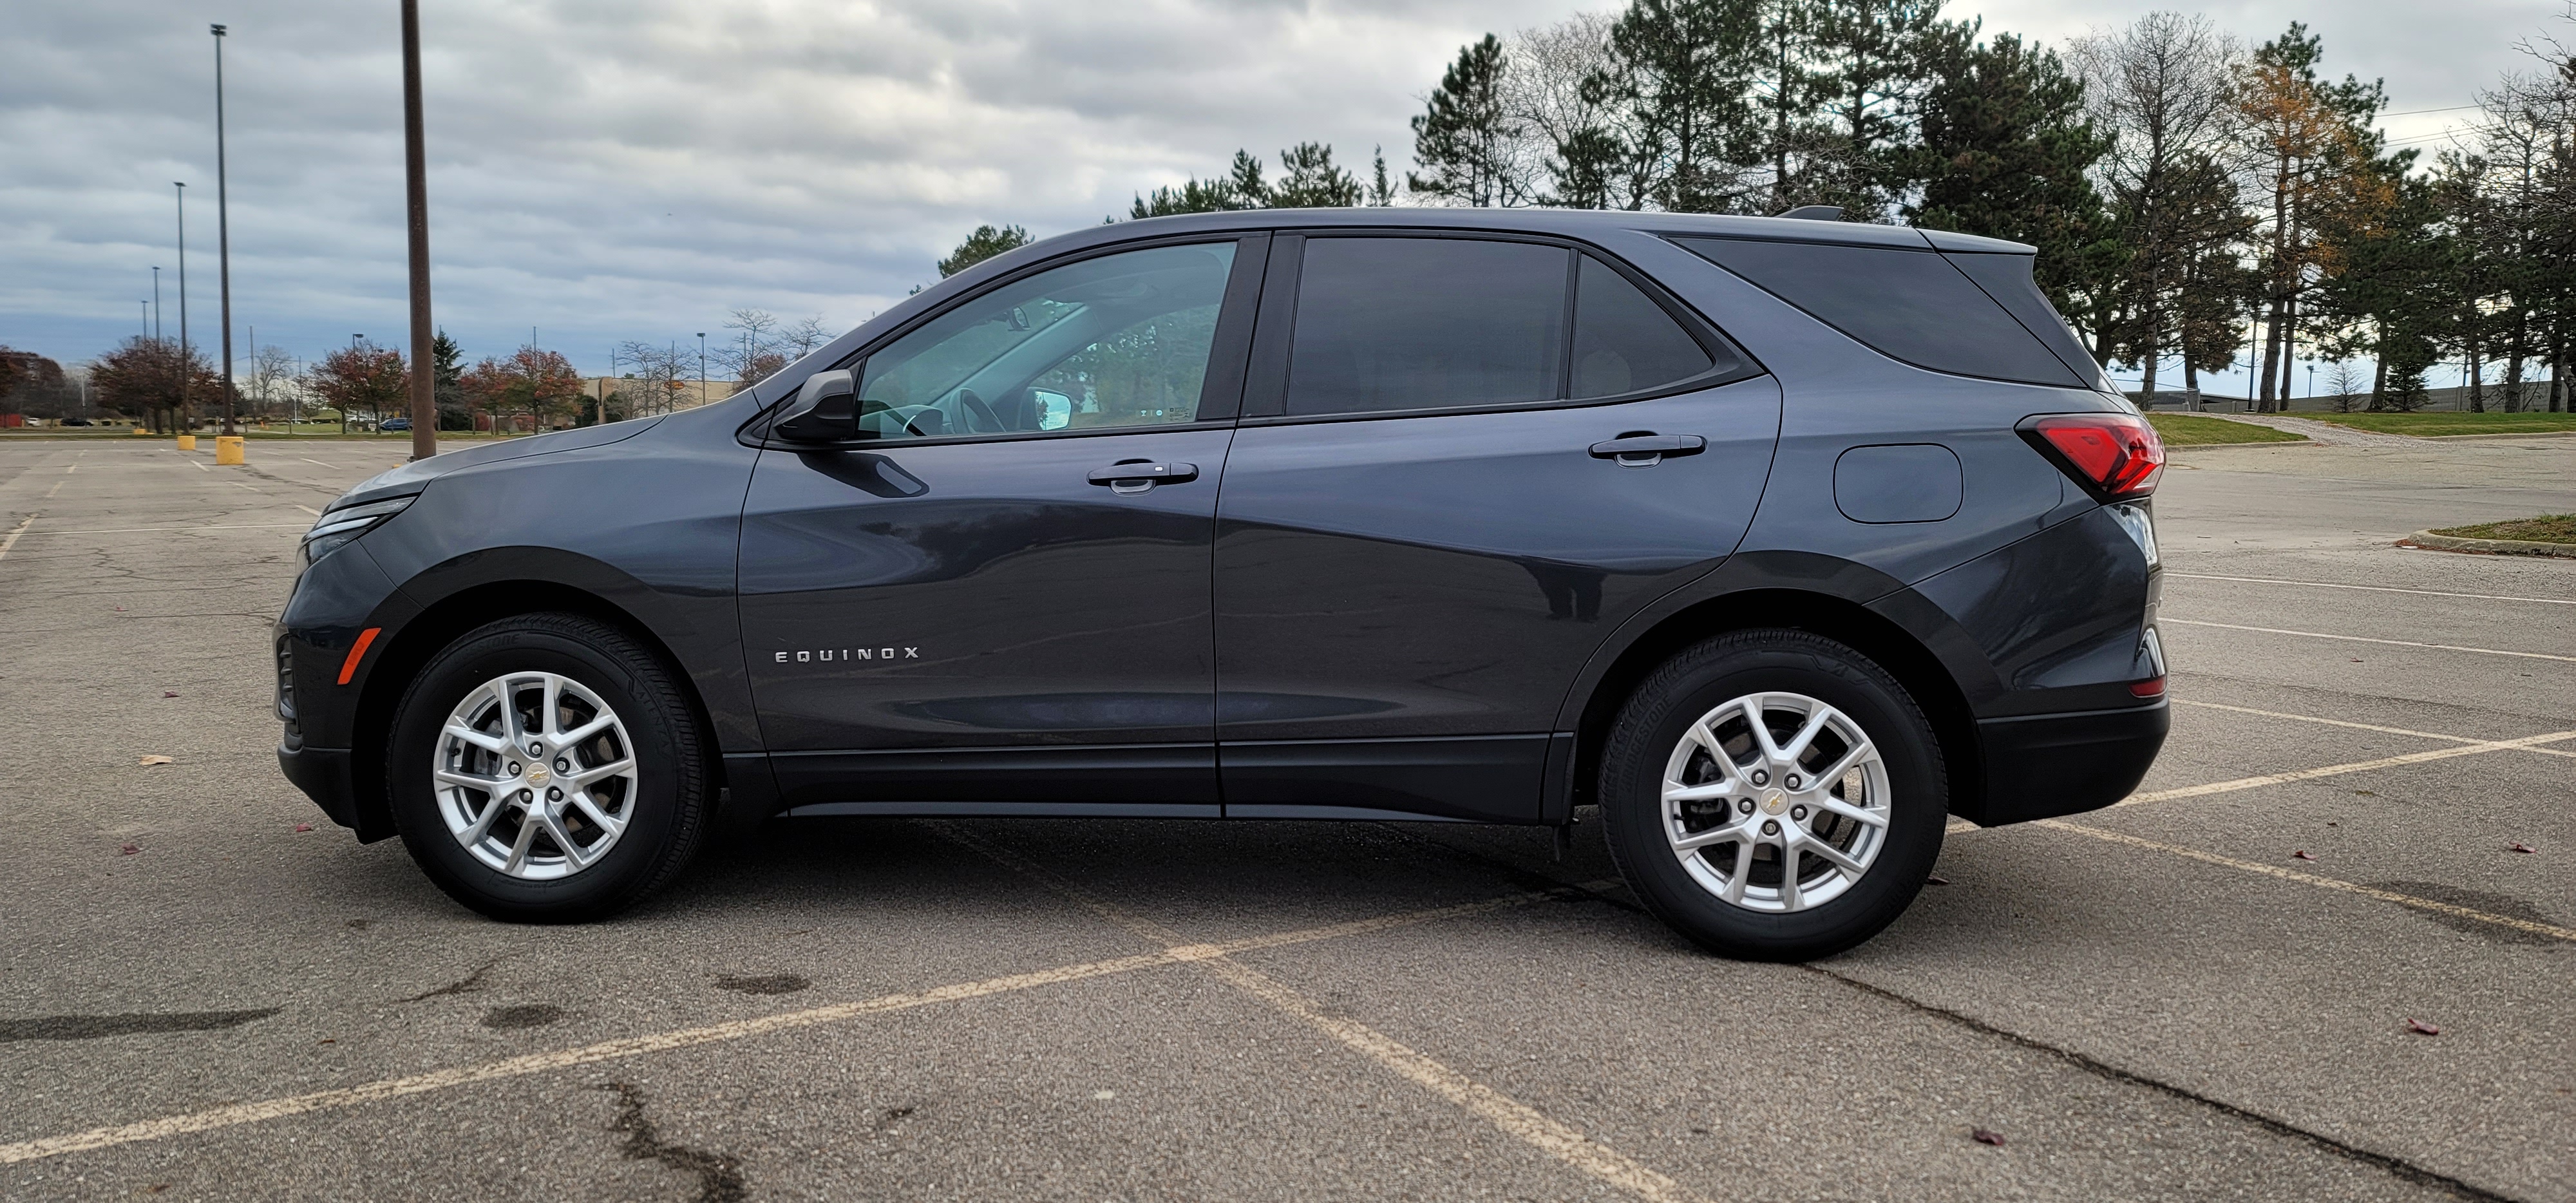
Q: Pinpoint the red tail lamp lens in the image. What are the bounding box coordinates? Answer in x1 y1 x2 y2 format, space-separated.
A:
2128 676 2166 698
2031 413 2164 500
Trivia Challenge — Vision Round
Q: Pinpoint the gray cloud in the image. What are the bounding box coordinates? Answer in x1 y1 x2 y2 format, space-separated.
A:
0 0 2552 374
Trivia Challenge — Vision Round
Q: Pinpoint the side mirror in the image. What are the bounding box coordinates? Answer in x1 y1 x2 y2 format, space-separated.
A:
772 369 857 442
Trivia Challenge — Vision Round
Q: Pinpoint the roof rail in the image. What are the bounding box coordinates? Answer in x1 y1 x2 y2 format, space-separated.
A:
1774 205 1843 221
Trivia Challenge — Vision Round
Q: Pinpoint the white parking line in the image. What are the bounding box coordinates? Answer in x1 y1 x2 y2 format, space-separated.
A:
0 882 1584 1168
297 457 337 468
2164 618 2576 664
0 515 33 564
43 481 64 498
2119 729 2576 807
2174 699 2576 758
933 822 1707 1203
2038 820 2576 943
2166 573 2576 607
188 460 209 472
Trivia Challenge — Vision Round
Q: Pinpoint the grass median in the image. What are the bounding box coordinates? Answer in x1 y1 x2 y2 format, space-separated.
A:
2300 412 2576 437
2145 413 2308 446
2428 514 2576 544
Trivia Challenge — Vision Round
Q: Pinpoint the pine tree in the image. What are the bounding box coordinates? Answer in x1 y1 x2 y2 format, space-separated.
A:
1272 142 1364 207
1904 26 2116 316
937 224 1032 278
1806 0 1943 213
1599 0 1767 213
430 328 468 430
1131 151 1269 216
1410 35 1519 206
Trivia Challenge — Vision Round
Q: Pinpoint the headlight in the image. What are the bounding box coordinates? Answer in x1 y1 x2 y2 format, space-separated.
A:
302 495 415 564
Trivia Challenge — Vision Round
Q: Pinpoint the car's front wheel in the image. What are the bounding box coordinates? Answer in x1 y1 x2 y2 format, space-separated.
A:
1598 629 1946 960
387 613 710 922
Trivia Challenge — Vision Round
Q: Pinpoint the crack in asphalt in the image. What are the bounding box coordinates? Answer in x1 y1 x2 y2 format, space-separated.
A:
601 1082 747 1203
1804 967 2521 1203
402 957 505 1002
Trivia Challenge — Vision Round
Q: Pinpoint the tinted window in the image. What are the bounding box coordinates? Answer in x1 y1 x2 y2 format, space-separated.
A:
1571 255 1718 399
1286 238 1567 415
1676 237 2083 388
855 242 1235 439
1942 252 2111 390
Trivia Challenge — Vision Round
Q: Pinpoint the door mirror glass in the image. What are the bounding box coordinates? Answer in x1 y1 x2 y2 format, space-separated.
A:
1032 389 1072 430
852 242 1237 439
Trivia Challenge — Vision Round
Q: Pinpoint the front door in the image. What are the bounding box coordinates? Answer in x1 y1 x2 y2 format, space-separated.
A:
1215 234 1780 822
740 237 1261 814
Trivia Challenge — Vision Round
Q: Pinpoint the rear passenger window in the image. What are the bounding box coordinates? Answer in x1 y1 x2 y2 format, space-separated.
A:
1676 237 2085 388
1286 238 1567 415
1572 255 1720 399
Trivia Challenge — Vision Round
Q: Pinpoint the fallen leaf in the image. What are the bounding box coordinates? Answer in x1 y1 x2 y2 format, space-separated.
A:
2509 842 2537 854
162 691 179 698
118 844 140 855
1971 1128 2005 1146
2405 1018 2441 1036
294 823 314 833
2291 850 2316 861
317 1037 336 1045
1925 875 1951 886
138 755 174 766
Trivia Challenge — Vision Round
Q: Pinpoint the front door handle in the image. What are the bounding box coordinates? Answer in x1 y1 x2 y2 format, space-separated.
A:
1588 433 1705 468
1087 460 1200 494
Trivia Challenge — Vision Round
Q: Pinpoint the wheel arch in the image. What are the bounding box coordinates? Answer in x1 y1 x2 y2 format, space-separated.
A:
1558 558 1987 823
346 577 723 842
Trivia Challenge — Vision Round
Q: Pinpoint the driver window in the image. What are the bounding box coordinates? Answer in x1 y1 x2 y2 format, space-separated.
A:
851 242 1236 439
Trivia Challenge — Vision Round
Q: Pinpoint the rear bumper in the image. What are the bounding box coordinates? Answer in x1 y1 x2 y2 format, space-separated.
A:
1962 699 2168 826
279 743 384 840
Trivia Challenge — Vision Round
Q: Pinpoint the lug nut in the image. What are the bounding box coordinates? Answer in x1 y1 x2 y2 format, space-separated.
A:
546 787 563 801
1738 799 1756 814
1785 775 1802 790
518 789 533 802
1761 819 1780 836
507 761 521 776
527 742 544 757
1750 770 1770 786
555 759 570 773
1791 805 1807 820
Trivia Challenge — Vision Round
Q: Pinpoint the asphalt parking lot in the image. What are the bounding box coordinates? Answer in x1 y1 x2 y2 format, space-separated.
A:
1 431 2570 1202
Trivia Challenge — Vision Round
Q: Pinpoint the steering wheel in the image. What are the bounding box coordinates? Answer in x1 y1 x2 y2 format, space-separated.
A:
956 388 1005 433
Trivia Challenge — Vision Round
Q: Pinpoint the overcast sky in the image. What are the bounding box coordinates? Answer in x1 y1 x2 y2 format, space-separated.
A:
3 0 2564 386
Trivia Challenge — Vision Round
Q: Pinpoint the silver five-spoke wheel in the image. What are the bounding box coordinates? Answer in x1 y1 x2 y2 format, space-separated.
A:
434 671 639 880
1663 690 1891 913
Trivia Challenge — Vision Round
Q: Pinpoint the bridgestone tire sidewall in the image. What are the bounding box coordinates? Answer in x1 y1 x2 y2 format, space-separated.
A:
1601 631 1946 961
388 617 702 922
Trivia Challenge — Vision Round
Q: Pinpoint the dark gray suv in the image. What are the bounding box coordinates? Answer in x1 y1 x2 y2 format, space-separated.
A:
276 209 2168 960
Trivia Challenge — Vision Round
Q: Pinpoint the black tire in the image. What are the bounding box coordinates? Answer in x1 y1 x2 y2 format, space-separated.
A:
387 613 710 922
1598 629 1946 961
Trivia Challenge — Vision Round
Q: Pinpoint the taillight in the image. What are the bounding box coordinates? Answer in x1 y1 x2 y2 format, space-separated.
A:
2022 413 2164 501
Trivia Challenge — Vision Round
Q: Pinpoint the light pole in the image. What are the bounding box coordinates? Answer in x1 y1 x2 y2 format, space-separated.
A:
151 267 162 341
174 182 189 433
211 23 238 439
401 0 437 460
140 299 149 339
696 332 706 407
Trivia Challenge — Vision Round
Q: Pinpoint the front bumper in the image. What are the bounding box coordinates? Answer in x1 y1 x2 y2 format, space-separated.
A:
278 743 376 836
1960 698 2169 826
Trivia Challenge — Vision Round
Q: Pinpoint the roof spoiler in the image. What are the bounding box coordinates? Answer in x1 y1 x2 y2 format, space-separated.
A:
1774 205 1842 221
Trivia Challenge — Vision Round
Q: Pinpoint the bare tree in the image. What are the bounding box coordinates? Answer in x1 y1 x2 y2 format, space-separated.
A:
614 341 692 415
782 316 836 360
2070 12 2241 401
249 345 298 422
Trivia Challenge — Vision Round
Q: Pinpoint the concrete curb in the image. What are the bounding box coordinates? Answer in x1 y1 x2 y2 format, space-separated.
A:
2402 530 2576 558
2420 430 2576 442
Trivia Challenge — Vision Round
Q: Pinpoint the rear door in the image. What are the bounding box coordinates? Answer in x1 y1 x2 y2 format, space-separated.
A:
1214 233 1780 822
739 236 1263 814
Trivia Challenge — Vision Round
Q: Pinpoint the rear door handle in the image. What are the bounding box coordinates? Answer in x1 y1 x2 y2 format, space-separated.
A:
1087 460 1200 494
1588 434 1705 467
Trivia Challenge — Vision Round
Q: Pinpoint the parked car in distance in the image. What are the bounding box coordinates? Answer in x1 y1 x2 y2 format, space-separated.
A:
275 207 2167 960
381 417 412 433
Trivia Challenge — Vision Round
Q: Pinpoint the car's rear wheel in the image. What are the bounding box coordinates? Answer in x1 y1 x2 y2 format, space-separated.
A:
1599 629 1946 960
387 613 708 922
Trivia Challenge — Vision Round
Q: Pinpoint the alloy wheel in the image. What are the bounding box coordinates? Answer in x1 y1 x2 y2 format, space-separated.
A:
433 671 639 880
1661 690 1891 913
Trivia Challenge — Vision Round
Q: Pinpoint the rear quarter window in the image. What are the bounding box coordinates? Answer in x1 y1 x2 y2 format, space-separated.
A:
1674 236 2086 388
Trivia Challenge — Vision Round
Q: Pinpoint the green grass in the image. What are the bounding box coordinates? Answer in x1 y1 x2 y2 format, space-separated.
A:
2301 412 2576 437
2145 413 2309 446
2429 514 2576 544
